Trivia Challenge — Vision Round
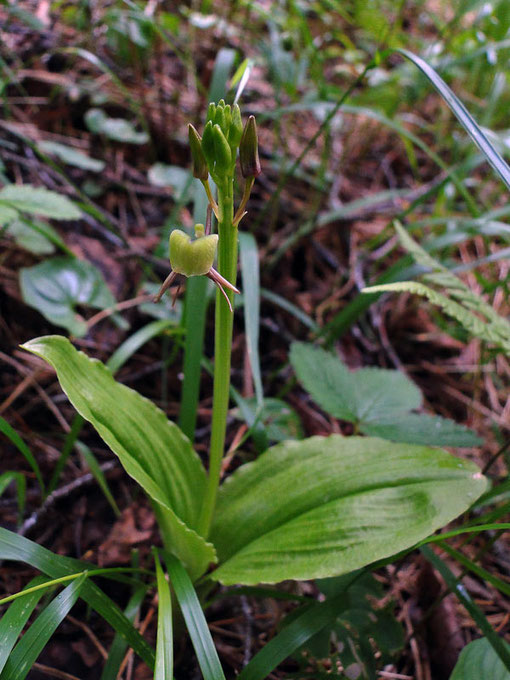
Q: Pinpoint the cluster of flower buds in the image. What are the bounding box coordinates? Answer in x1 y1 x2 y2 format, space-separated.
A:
189 99 260 187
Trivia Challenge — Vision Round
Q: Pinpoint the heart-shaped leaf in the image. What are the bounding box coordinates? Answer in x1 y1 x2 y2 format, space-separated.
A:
290 343 481 447
22 336 215 579
210 435 486 585
20 257 117 336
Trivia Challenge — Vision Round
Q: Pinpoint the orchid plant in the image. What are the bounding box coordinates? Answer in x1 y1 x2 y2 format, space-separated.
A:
12 100 488 675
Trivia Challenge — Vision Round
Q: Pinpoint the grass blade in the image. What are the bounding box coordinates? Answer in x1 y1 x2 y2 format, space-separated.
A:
0 575 49 674
261 288 319 332
47 413 83 496
0 472 26 519
208 48 237 103
154 551 173 680
107 319 175 375
76 441 121 517
239 232 263 407
100 586 146 680
164 551 226 680
439 542 510 599
397 48 510 192
0 416 44 494
421 545 510 672
238 576 359 680
0 573 86 680
0 528 155 668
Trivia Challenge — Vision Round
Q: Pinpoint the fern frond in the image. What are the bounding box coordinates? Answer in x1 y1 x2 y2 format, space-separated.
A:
363 222 510 355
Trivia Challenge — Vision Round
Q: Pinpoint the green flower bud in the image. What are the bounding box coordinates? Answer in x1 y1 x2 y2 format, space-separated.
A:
212 124 232 174
228 103 243 150
223 104 232 130
239 115 261 178
188 124 208 180
206 102 216 124
201 120 216 170
214 105 226 131
169 229 218 277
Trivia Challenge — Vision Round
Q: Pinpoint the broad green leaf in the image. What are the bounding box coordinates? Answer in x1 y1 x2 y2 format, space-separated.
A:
154 553 173 680
290 343 481 446
0 528 154 667
0 185 81 219
20 257 117 337
39 140 105 172
85 108 149 144
165 552 227 680
290 342 357 421
233 397 303 443
0 576 49 674
361 413 482 447
0 204 18 224
5 218 57 254
450 638 510 680
351 366 422 421
210 435 487 585
22 335 215 578
0 574 86 680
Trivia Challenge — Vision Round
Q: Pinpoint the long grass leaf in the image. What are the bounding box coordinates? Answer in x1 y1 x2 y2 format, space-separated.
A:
0 573 86 680
47 413 83 496
107 319 175 375
238 577 359 680
76 441 121 517
0 576 49 674
0 417 44 494
239 232 263 407
421 545 510 672
397 48 510 192
100 586 146 680
440 543 510 598
0 528 155 668
154 552 173 680
164 551 226 680
0 472 25 519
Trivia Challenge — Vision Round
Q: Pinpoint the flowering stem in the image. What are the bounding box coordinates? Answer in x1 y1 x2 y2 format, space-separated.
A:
197 178 237 538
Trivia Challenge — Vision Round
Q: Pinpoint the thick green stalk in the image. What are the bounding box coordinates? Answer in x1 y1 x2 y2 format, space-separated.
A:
198 179 237 538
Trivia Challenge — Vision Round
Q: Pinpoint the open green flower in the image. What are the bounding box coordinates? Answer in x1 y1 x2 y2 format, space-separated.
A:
154 223 240 312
